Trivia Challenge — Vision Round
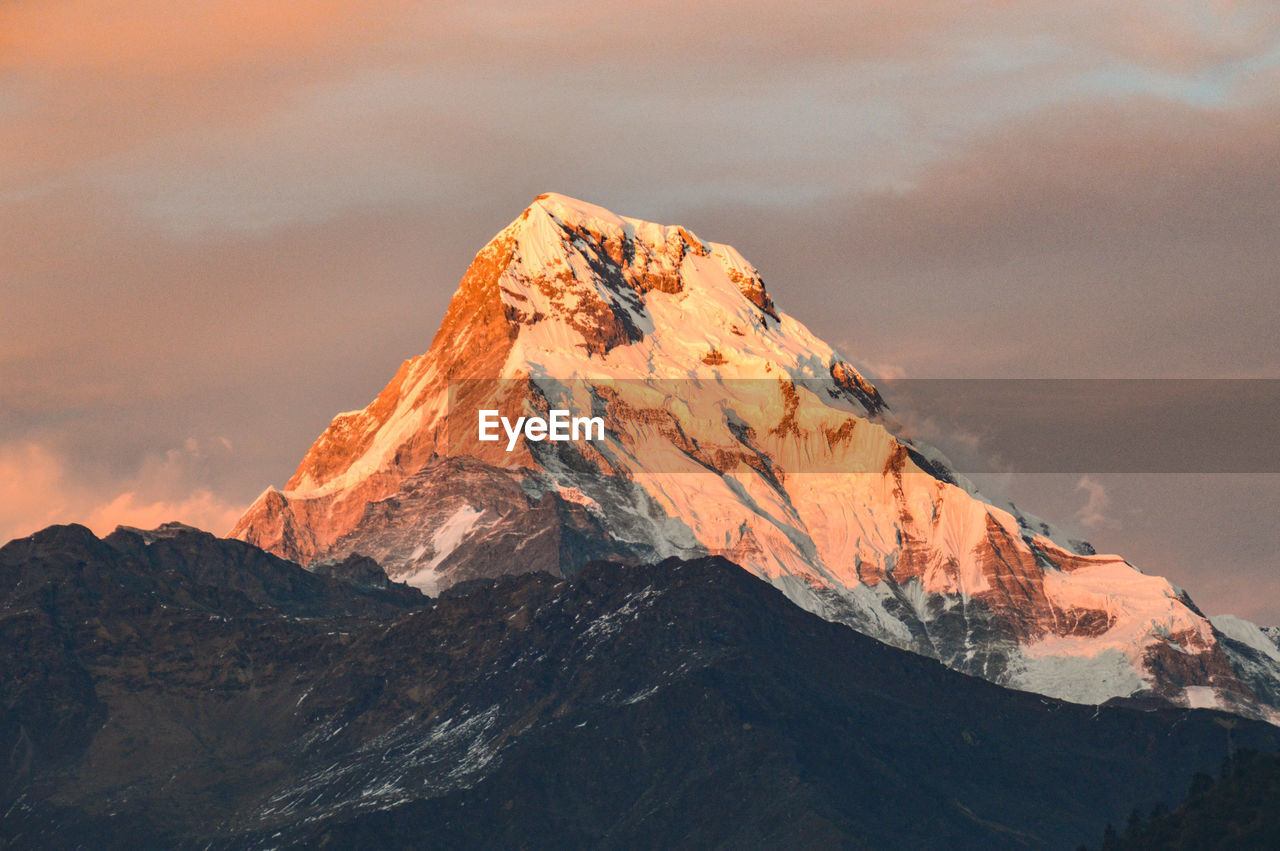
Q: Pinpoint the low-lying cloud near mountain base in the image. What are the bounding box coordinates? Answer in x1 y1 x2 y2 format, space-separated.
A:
0 439 245 543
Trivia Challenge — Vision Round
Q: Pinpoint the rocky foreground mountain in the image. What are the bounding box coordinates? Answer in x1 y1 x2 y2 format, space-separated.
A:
4 523 1279 849
232 193 1280 721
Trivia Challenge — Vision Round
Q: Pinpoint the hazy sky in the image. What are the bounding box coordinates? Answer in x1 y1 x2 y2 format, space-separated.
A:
3 2 1278 618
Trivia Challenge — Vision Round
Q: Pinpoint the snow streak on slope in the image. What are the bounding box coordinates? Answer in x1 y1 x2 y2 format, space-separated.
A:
232 193 1280 723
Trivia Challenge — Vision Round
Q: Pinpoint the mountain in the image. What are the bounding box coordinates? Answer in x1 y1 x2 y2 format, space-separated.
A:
5 523 1280 849
231 193 1280 721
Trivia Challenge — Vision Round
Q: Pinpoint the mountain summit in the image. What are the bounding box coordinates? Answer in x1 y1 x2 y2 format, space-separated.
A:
232 193 1280 721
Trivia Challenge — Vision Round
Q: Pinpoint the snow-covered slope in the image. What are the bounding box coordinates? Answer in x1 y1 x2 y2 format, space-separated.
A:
232 193 1280 722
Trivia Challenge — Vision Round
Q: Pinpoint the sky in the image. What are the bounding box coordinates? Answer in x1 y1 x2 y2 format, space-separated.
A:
3 1 1278 618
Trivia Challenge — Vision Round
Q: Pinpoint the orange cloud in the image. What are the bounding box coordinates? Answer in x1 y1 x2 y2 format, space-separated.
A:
0 0 399 75
0 441 75 538
0 439 247 543
0 0 412 188
85 489 244 538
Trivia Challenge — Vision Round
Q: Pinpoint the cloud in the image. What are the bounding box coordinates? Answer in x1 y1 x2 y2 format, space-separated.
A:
696 93 1280 379
7 0 1278 233
1074 475 1118 529
0 441 76 537
0 0 392 75
0 438 246 543
84 489 244 538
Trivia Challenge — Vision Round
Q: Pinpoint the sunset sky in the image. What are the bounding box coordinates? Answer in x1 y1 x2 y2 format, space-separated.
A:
3 2 1278 618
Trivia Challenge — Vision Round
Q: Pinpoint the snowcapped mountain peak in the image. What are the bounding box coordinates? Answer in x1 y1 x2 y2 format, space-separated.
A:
232 195 1280 724
483 192 783 370
525 192 711 259
526 192 668 237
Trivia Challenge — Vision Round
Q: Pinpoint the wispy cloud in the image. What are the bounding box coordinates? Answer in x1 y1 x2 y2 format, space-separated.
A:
1075 475 1119 530
7 1 1278 232
84 489 244 539
0 438 246 542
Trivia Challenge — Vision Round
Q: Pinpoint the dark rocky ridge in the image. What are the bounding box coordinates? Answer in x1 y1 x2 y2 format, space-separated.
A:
2 524 1278 849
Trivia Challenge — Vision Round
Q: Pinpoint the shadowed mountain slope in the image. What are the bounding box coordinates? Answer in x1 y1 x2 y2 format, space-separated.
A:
3 524 1278 848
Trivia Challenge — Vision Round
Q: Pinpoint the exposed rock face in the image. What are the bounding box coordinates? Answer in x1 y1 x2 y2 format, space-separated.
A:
233 193 1280 721
310 456 651 596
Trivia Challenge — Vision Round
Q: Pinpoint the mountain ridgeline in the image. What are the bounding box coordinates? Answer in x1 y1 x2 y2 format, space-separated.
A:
231 193 1280 722
3 523 1279 849
10 194 1278 847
